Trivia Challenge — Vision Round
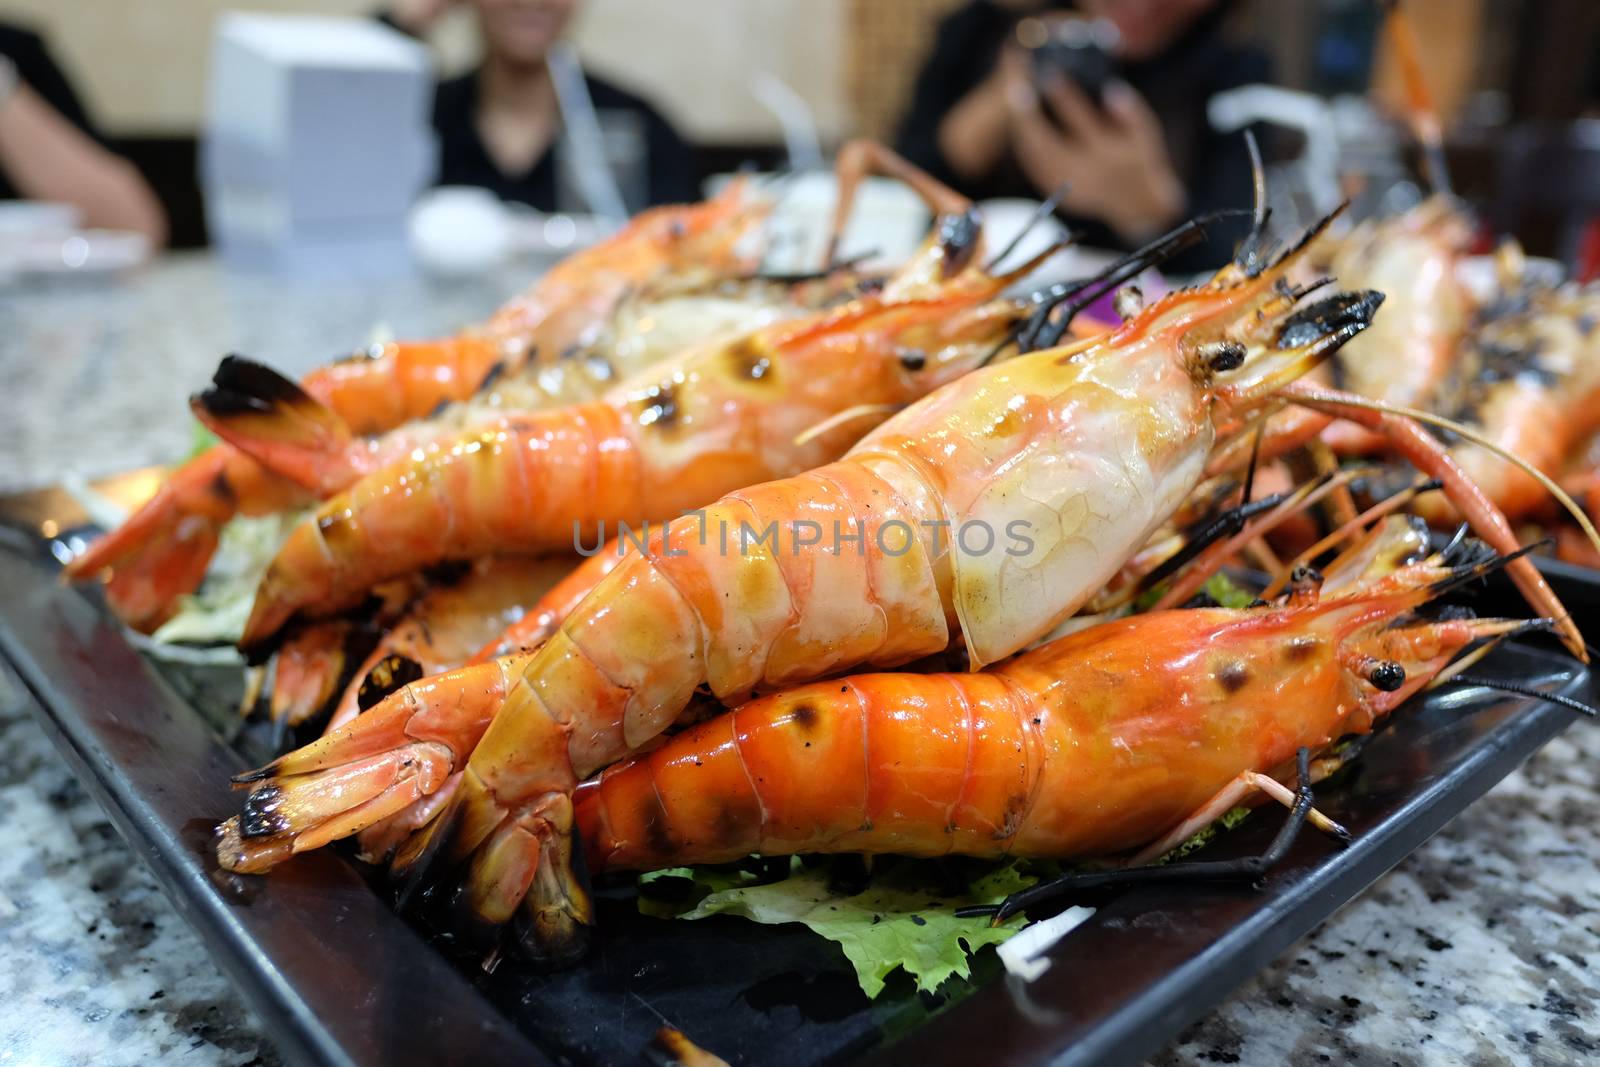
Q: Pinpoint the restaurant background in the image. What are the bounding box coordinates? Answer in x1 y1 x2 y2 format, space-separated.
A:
6 0 1598 249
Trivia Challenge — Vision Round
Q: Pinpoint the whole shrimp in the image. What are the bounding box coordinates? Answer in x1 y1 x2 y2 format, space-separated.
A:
234 181 1054 649
62 180 769 630
575 548 1534 886
1242 0 1474 462
1418 280 1600 527
1312 197 1475 454
190 268 870 499
217 203 1580 958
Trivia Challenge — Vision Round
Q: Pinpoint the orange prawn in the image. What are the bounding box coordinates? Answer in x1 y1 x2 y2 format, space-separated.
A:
1418 280 1600 527
62 179 768 630
575 549 1538 886
1313 197 1475 454
206 475 1429 875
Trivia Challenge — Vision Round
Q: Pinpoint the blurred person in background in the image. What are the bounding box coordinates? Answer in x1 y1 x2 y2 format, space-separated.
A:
386 0 697 210
0 22 167 245
897 0 1268 269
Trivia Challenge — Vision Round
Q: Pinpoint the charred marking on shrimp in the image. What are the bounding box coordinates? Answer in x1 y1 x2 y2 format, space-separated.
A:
637 384 680 429
711 796 762 848
316 509 360 555
239 785 289 839
995 793 1029 840
209 470 238 508
726 337 775 383
1286 636 1321 662
1217 661 1251 694
787 703 817 733
359 654 425 713
640 787 677 857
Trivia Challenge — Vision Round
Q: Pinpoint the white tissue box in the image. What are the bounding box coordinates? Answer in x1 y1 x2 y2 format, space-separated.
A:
202 14 436 275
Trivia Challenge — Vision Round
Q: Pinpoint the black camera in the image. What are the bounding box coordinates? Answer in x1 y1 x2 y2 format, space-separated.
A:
1021 15 1121 105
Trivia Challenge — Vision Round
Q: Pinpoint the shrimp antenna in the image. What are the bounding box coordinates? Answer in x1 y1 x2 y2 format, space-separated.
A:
1240 421 1265 505
1438 674 1597 718
793 403 903 448
1428 537 1550 597
1019 209 1249 352
1380 0 1453 195
754 249 879 286
1233 129 1274 277
1290 390 1600 557
983 182 1071 273
1131 491 1287 597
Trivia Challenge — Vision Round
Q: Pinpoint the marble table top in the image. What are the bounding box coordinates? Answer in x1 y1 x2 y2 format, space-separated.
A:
0 254 1596 1066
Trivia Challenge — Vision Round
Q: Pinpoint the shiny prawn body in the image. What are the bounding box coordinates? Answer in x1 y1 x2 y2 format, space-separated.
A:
577 556 1513 876
194 273 858 499
235 224 1039 648
63 181 768 630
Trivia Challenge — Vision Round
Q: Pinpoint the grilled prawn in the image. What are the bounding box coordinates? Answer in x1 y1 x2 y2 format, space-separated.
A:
576 549 1529 879
63 180 769 630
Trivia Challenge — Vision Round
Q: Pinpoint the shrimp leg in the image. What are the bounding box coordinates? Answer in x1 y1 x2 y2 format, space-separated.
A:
965 750 1327 924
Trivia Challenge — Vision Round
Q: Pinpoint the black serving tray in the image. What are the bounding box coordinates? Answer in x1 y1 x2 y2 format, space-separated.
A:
1 472 1595 1067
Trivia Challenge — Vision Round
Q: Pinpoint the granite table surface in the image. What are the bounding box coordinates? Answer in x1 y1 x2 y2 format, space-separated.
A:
0 254 1597 1066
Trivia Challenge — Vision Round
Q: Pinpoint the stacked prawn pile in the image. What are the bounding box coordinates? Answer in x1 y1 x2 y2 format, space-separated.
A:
1231 0 1600 573
64 136 1596 996
1253 198 1600 571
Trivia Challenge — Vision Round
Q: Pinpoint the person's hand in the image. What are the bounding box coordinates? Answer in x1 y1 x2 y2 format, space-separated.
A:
1003 65 1185 243
389 0 460 36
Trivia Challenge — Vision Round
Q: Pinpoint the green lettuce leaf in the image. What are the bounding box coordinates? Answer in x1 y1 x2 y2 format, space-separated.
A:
639 857 1032 998
1201 572 1258 609
1133 570 1258 613
637 797 1261 1000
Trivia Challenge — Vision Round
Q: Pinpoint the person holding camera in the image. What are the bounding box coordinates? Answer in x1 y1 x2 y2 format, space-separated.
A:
896 0 1269 270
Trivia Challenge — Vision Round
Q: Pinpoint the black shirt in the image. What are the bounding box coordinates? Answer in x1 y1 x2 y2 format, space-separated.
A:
895 1 1272 271
431 69 698 212
0 22 102 201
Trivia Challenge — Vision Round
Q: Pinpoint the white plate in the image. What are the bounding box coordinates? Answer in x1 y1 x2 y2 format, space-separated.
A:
0 228 151 281
0 200 82 235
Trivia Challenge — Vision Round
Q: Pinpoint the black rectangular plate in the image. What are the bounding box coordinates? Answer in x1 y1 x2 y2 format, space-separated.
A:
1 474 1594 1067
